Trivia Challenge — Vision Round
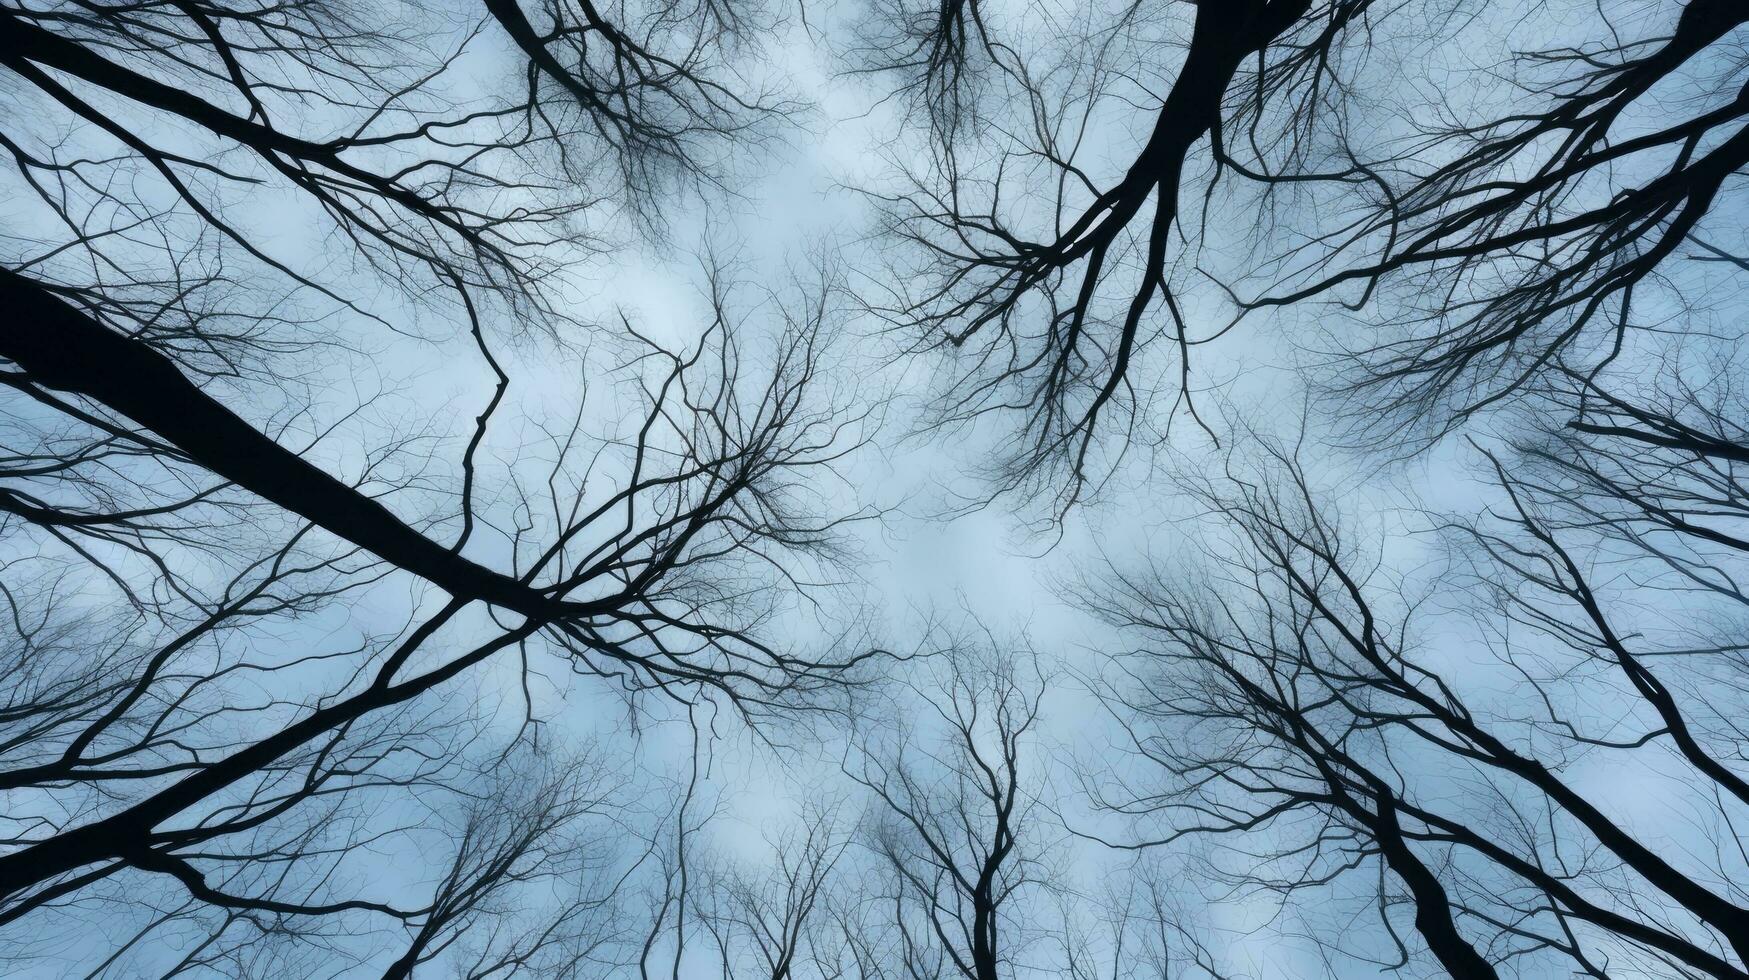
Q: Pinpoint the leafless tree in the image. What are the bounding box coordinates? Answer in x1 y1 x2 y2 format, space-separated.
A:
837 643 1231 980
1253 0 1749 437
844 646 1048 980
857 0 1432 511
841 0 1003 144
863 0 1749 508
479 0 797 220
0 278 881 927
1050 866 1239 980
379 743 637 980
17 0 1749 976
0 0 882 971
1079 441 1749 977
688 803 849 980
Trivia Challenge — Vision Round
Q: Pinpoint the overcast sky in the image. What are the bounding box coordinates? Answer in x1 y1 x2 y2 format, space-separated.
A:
7 0 1745 976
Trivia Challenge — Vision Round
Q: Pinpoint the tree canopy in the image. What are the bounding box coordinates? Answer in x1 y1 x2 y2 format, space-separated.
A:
3 0 1747 976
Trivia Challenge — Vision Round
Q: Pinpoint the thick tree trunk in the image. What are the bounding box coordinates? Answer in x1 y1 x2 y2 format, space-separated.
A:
0 269 592 621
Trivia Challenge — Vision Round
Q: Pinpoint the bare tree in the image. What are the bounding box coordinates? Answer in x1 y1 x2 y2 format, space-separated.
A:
1253 0 1749 435
688 803 848 980
0 0 882 970
0 309 890 979
844 646 1048 980
862 0 1749 508
1051 865 1239 980
1079 442 1749 977
841 0 1003 143
479 0 797 219
838 643 1232 980
380 743 635 980
858 0 1425 511
20 0 1749 976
